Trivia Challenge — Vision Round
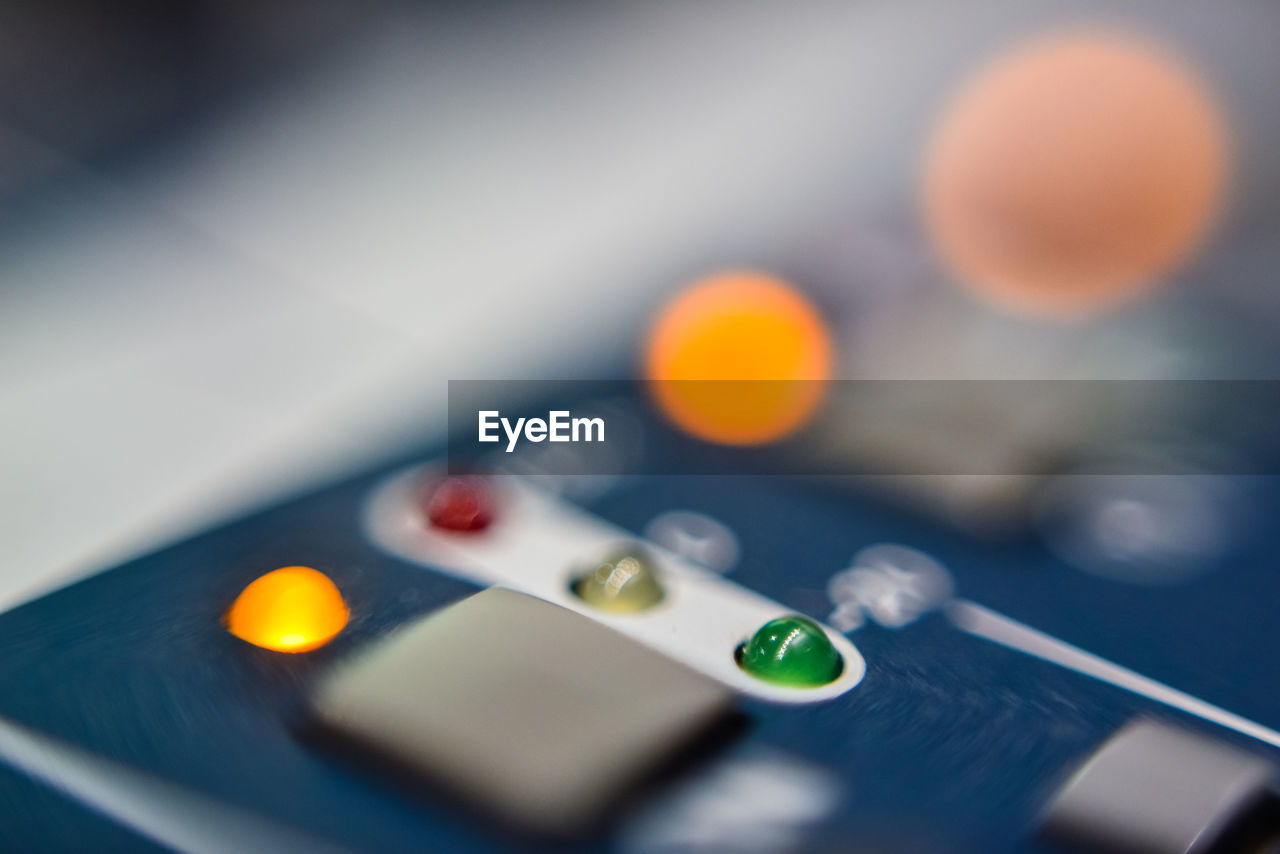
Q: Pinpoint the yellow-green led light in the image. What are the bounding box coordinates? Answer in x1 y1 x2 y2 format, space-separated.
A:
739 615 842 687
572 550 665 613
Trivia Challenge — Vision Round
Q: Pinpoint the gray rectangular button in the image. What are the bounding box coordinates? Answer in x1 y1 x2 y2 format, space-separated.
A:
310 587 732 835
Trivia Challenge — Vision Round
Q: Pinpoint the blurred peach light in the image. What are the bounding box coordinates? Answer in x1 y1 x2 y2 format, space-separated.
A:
644 271 833 445
923 28 1229 319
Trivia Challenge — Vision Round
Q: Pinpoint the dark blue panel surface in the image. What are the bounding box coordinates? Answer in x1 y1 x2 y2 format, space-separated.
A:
2 398 1278 853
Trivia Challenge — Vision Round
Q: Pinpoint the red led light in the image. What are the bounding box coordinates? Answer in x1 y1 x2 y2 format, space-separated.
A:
422 476 494 532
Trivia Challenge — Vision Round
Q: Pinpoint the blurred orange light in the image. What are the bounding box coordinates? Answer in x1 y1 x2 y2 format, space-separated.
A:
225 566 348 653
923 30 1228 319
644 271 832 445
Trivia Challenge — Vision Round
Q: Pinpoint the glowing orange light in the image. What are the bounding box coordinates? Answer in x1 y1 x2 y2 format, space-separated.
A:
644 271 833 445
225 566 349 653
923 30 1228 319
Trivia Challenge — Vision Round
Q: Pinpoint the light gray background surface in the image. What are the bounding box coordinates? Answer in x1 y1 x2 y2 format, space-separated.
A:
3 1 1275 609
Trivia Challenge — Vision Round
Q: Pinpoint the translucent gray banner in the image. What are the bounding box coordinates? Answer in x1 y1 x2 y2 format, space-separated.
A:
446 380 1280 476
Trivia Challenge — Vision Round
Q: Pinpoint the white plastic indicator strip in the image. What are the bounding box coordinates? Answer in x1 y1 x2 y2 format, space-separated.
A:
363 468 864 704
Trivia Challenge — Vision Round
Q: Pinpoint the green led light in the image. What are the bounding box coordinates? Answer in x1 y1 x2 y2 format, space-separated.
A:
739 615 842 687
572 550 665 613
